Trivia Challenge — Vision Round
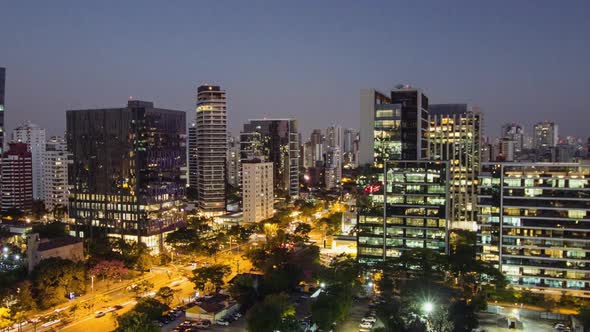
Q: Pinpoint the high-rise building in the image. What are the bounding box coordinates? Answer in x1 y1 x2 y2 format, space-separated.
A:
324 147 342 190
478 162 590 298
310 129 324 165
501 123 525 154
498 139 516 161
326 125 343 152
227 135 241 188
343 128 356 154
187 122 198 193
358 161 450 263
195 85 227 213
242 159 274 223
1 143 33 213
359 86 429 166
533 121 558 150
67 100 186 252
240 119 299 199
0 67 5 154
428 104 482 230
44 136 71 212
12 122 46 200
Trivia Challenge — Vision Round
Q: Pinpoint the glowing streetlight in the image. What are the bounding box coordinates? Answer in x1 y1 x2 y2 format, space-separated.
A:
422 302 434 315
320 282 326 288
368 282 374 287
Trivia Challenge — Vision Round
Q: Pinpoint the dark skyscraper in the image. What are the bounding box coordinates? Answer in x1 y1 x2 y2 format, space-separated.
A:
67 100 186 252
240 119 299 199
0 67 5 154
360 86 429 166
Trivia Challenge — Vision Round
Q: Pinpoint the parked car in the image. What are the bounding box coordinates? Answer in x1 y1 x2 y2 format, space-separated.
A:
94 311 106 318
194 320 211 328
217 319 230 326
362 316 377 323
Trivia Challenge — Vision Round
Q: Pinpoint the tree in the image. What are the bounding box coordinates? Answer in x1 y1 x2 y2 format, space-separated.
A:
10 281 36 314
31 200 48 220
0 307 13 331
311 284 352 331
133 298 169 320
246 293 295 332
292 223 312 244
90 260 128 284
129 280 154 298
155 286 175 306
115 311 159 332
69 303 80 320
31 221 68 239
191 264 231 293
134 253 154 272
448 301 478 332
228 274 260 312
31 258 86 309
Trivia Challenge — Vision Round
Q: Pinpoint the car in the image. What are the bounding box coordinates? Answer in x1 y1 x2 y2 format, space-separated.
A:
194 321 211 328
95 311 106 318
362 316 377 323
217 319 230 326
359 321 373 329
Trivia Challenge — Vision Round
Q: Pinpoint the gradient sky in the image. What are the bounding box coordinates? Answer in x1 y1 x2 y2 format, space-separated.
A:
1 1 589 139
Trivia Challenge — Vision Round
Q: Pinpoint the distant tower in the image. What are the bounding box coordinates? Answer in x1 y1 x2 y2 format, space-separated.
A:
195 85 227 214
44 136 71 212
12 122 46 200
242 159 274 223
1 143 33 213
0 67 5 154
533 121 558 149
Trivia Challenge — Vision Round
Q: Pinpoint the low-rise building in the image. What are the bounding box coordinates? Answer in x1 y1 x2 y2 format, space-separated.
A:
185 293 239 323
26 233 84 272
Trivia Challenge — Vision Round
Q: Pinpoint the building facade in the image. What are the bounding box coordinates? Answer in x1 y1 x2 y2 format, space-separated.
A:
67 100 186 251
360 86 429 166
533 121 558 150
242 160 274 223
240 119 299 199
428 104 481 230
501 123 524 155
0 67 5 154
188 122 198 193
357 161 450 263
1 143 33 213
478 162 590 297
12 122 46 200
44 136 71 212
227 135 241 188
194 85 227 213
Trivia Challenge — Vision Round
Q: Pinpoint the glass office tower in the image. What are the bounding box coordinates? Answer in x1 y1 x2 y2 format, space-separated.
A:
67 100 186 252
358 161 450 263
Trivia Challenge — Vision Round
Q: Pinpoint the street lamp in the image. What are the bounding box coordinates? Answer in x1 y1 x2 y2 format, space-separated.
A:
422 301 434 315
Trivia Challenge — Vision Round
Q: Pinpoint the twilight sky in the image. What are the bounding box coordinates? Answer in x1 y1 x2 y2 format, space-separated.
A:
1 1 589 139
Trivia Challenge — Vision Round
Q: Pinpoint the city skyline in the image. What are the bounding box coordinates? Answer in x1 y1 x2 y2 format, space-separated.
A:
1 1 589 139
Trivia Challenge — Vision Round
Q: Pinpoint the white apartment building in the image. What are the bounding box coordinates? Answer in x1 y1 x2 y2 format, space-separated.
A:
44 136 71 212
242 160 273 223
12 122 46 200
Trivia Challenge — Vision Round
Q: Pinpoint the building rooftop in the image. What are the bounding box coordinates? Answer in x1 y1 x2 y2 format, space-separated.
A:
37 236 83 251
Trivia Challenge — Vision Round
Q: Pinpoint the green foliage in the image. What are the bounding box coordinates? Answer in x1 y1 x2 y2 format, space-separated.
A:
228 274 260 311
318 212 342 236
311 284 352 331
10 281 36 313
115 310 159 332
155 286 175 305
246 293 296 332
128 280 154 298
31 257 86 309
191 264 231 292
0 307 13 330
31 221 68 239
449 300 478 332
133 297 169 320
